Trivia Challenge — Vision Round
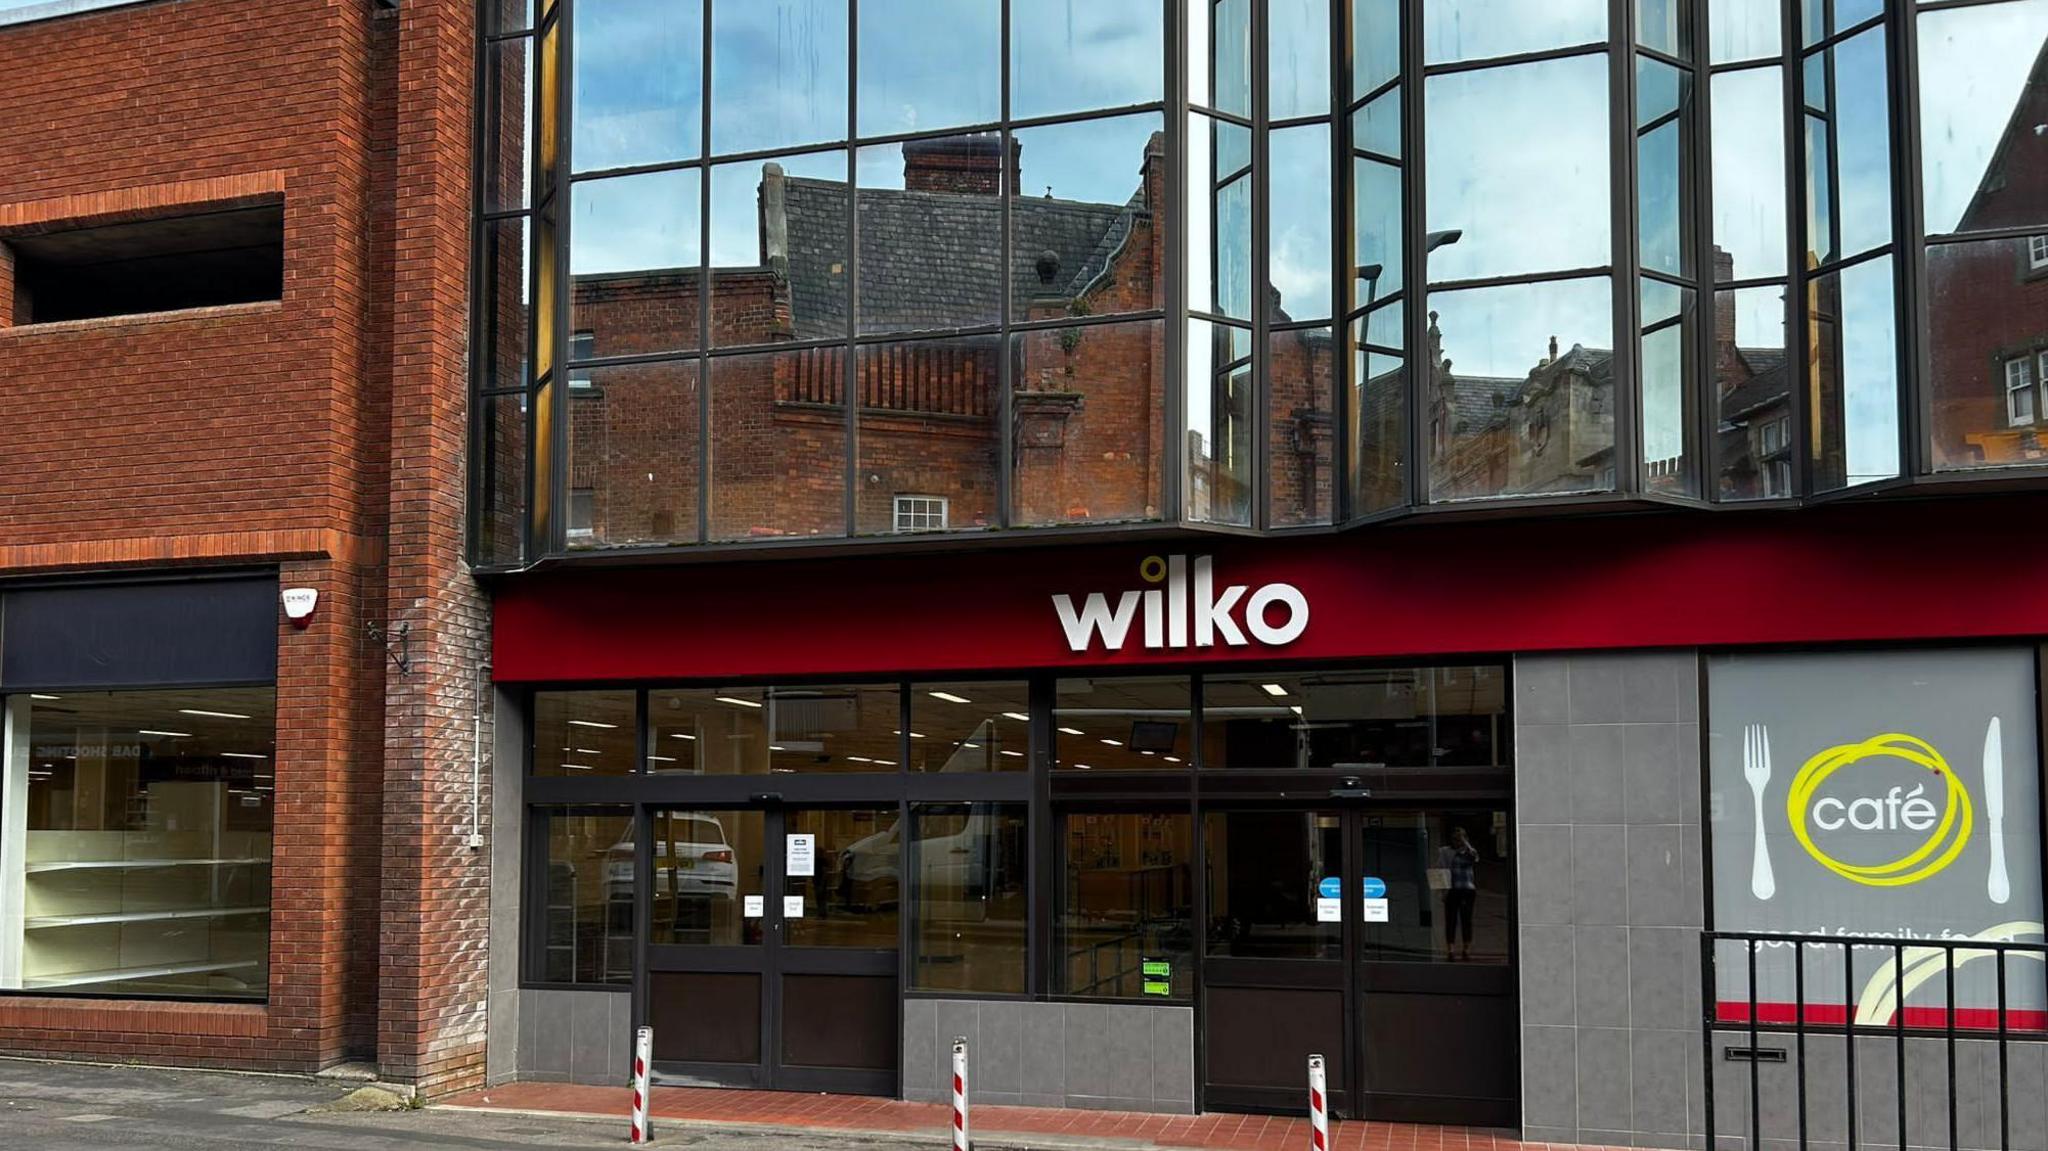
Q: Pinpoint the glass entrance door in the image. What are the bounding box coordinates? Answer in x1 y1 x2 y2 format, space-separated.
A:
646 805 900 1095
1198 806 1518 1121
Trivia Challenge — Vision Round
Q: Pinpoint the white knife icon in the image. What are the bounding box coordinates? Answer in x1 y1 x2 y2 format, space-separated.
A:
1987 716 2009 905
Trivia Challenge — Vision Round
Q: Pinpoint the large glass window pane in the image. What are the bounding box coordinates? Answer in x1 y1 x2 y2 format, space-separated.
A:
1012 320 1167 527
1709 0 1782 64
571 169 703 356
565 361 700 549
1712 283 1793 499
1185 320 1255 523
856 0 999 137
485 37 535 212
1917 0 2048 236
539 808 634 984
1355 0 1402 97
1424 275 1616 500
1199 0 1253 117
649 810 764 946
1188 113 1253 323
1058 812 1195 999
1423 0 1606 64
909 804 1027 993
644 686 900 774
911 683 1030 772
1354 156 1404 303
1711 66 1787 283
1926 238 2048 471
708 0 848 157
786 807 902 947
1425 54 1611 283
1271 123 1333 323
572 0 702 173
480 217 533 394
1055 677 1192 771
854 334 1001 535
1270 326 1337 526
1351 324 1408 515
6 689 275 999
1012 113 1167 321
534 690 637 776
712 150 849 346
1808 254 1900 491
1203 670 1503 770
1642 285 1698 494
1204 811 1341 959
1358 810 1511 964
476 391 530 566
1637 57 1694 280
1270 0 1332 119
1803 28 1892 266
708 346 847 541
856 136 1003 335
1012 0 1165 120
1803 0 1879 46
1641 0 1695 57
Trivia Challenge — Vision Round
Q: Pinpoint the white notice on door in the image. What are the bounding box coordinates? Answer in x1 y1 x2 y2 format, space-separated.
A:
786 833 817 877
1315 897 1341 923
1362 898 1390 923
783 895 805 919
743 894 764 918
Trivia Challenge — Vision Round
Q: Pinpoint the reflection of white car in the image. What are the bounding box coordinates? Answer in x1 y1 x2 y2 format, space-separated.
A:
608 814 738 901
840 811 993 916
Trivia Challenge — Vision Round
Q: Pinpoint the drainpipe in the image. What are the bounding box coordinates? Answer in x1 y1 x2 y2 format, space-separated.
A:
470 661 492 850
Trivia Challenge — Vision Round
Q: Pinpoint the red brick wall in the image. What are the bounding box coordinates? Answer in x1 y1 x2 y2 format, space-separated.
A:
0 0 397 1074
1928 236 2048 469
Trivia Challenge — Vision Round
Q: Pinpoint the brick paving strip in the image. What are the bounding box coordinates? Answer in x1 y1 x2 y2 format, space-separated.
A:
440 1084 1608 1151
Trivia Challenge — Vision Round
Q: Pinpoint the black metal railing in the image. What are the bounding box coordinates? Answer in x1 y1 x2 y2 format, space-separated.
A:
1705 930 2048 1151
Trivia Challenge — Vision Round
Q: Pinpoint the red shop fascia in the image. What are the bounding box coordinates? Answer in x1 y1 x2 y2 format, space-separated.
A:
492 494 2048 685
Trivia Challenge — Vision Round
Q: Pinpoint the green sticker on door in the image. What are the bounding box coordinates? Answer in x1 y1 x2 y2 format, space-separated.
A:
1142 958 1171 996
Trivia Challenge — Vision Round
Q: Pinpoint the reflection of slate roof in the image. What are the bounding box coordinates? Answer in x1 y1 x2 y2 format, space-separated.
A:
1718 349 1790 420
1441 346 1615 433
781 178 1137 339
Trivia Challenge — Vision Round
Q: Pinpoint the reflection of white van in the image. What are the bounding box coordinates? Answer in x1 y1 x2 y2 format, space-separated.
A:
840 808 996 916
607 814 738 901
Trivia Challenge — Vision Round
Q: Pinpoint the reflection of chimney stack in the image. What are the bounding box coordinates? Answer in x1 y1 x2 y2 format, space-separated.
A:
1713 246 1740 388
1547 334 1558 363
901 133 1019 196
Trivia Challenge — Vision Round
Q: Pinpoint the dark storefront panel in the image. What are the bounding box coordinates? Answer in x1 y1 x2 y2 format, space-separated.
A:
2 577 277 691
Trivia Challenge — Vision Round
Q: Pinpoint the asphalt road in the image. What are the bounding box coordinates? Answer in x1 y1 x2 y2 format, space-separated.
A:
0 1058 935 1150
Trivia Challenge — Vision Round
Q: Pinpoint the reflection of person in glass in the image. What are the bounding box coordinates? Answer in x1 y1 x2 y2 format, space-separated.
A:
1438 826 1479 961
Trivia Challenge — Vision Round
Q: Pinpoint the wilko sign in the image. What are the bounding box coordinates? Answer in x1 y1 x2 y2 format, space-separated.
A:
1052 555 1309 653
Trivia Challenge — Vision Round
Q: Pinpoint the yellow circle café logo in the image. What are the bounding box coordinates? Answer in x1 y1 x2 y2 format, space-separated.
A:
1787 733 1974 887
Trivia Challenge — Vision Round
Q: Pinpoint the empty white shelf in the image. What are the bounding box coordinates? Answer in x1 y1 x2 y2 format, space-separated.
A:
24 858 269 874
24 905 271 929
23 959 264 990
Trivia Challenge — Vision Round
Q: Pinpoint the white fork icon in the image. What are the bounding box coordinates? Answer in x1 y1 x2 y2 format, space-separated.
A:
1744 724 1776 901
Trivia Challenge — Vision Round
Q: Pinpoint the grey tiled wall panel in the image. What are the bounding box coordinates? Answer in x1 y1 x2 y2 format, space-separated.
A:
904 998 1195 1114
1517 651 1707 1150
516 988 632 1085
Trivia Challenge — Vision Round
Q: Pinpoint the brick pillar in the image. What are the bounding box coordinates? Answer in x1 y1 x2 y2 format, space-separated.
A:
378 0 491 1098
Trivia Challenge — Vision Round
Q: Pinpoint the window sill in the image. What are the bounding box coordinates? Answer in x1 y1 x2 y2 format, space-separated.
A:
0 299 283 337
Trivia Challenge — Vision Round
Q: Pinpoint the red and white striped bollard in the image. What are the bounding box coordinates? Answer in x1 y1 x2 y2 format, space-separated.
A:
1307 1053 1328 1151
952 1035 971 1151
630 1024 653 1144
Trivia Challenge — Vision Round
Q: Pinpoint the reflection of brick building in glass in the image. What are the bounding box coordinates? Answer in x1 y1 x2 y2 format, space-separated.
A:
552 132 1346 546
1928 40 2048 470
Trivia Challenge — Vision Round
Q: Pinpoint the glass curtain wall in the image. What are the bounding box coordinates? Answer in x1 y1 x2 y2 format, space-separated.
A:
473 0 2048 565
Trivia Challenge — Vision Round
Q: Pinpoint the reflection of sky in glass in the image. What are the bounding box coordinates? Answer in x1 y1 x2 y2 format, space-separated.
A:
710 151 845 267
573 0 701 172
1269 0 1331 119
1638 57 1688 278
1423 0 1605 64
1200 0 1253 117
1430 275 1612 379
572 169 699 275
1918 0 2048 234
710 0 847 156
1015 113 1160 206
1834 255 1901 485
1807 0 1882 46
1011 0 1164 120
1723 284 1784 358
1425 54 1611 283
1355 157 1405 303
1711 67 1786 281
1271 123 1333 320
1355 90 1401 158
1356 0 1401 96
1642 313 1689 464
1710 0 1781 63
858 0 999 136
1639 0 1688 59
1810 28 1892 262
